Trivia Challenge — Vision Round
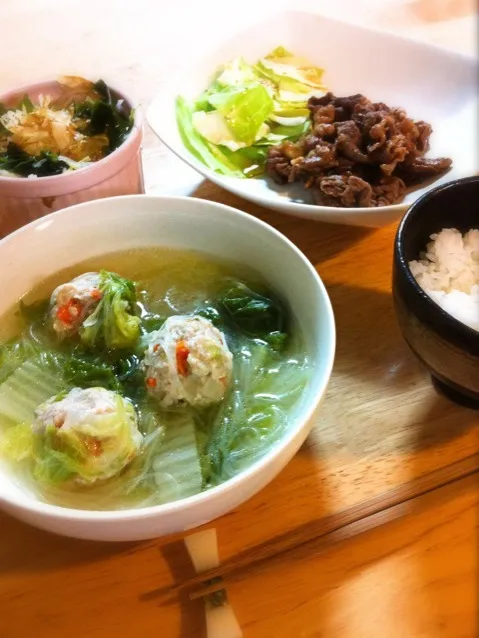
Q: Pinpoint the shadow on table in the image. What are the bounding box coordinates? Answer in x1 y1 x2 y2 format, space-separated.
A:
191 181 375 266
0 514 141 574
158 542 205 638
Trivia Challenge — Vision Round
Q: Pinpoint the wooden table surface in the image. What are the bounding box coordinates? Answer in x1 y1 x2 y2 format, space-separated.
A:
0 1 478 637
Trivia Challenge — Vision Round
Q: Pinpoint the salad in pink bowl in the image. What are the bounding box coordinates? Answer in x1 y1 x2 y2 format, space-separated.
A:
0 76 143 237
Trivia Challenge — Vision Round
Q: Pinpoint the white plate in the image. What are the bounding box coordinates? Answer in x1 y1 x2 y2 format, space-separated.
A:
148 10 478 227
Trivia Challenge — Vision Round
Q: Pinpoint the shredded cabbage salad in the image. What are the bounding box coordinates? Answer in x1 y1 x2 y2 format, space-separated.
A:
176 47 327 178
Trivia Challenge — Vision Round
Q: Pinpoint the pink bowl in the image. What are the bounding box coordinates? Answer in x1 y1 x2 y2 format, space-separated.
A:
0 80 144 237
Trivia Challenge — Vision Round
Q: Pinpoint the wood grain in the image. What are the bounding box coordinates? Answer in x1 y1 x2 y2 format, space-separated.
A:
1 471 476 638
182 453 479 601
0 514 203 638
0 2 478 637
225 474 479 638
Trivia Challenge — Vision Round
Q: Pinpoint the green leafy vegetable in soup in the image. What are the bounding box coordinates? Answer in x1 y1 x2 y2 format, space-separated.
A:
0 248 310 510
63 354 122 392
80 271 141 350
219 281 286 341
50 270 141 350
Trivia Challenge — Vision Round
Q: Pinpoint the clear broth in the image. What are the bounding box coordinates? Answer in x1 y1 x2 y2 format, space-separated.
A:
0 247 310 510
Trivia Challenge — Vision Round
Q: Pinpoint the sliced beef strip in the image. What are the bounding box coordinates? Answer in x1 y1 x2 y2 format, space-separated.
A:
400 156 453 175
297 143 338 174
265 147 295 184
311 104 336 137
415 121 433 153
279 140 305 160
335 120 371 164
302 134 323 154
371 176 406 206
313 174 373 207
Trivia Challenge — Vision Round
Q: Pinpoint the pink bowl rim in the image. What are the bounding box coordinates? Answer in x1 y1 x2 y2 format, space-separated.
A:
0 78 143 195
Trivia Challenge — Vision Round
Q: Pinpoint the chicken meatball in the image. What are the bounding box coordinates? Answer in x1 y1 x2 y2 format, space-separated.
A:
143 315 233 407
50 272 102 337
33 387 143 485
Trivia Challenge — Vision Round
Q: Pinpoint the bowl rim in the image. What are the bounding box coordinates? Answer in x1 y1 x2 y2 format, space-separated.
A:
0 78 142 189
394 175 479 341
0 194 336 522
147 9 477 220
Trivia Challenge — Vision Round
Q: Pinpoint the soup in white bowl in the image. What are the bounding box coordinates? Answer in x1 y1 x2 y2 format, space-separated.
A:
0 195 335 540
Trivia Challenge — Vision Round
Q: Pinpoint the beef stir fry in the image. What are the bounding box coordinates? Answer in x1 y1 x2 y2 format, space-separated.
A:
266 92 452 207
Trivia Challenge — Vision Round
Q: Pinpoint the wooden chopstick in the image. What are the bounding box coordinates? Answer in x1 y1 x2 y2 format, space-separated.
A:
177 453 479 601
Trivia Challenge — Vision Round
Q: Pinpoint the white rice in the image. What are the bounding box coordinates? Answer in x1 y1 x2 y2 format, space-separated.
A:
409 228 479 332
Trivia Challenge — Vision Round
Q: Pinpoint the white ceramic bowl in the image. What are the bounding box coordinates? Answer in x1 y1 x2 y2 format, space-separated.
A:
0 195 335 541
148 10 478 228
